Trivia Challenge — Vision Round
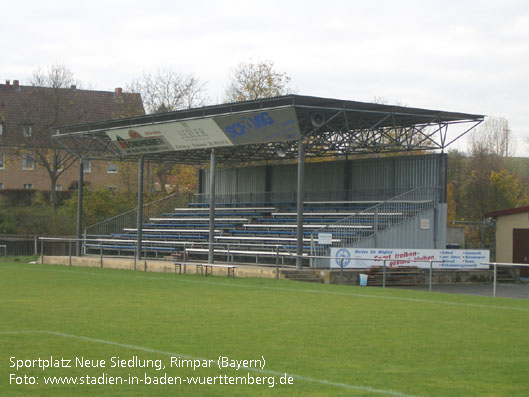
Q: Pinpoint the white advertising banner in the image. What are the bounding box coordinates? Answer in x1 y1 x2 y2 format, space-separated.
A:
330 248 490 269
105 107 301 155
105 118 233 155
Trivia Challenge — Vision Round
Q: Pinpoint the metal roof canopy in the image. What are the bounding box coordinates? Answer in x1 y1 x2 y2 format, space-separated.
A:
53 94 484 163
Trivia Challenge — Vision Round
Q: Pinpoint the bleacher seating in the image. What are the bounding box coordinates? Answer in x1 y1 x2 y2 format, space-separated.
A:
84 199 423 265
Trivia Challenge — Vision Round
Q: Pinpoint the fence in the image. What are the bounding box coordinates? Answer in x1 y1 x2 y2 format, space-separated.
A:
85 191 189 237
0 235 83 257
310 187 440 259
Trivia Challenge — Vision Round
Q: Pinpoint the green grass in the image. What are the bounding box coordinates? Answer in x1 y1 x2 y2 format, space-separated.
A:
1 262 529 396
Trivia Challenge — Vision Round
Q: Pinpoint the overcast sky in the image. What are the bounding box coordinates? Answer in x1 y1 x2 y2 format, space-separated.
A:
2 0 528 155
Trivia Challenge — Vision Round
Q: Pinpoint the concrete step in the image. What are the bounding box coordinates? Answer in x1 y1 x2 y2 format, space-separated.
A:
281 270 324 283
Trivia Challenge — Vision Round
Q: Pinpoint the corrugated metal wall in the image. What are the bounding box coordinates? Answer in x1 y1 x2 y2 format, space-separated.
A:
202 167 265 195
200 154 444 200
350 206 447 249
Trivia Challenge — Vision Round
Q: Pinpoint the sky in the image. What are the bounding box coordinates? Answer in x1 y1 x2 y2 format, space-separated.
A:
2 0 528 155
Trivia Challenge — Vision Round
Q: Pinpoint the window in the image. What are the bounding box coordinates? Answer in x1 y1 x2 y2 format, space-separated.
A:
0 183 3 190
0 154 4 169
22 153 34 170
107 186 118 191
23 183 33 189
55 185 63 191
82 159 91 173
107 163 118 173
0 123 4 136
22 124 33 138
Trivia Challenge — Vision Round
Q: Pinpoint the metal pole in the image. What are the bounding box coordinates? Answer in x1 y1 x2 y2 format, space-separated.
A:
76 159 84 256
493 263 497 297
340 258 344 285
382 260 386 288
99 241 103 268
136 155 145 268
40 238 44 264
374 207 379 248
296 140 305 269
69 239 72 266
144 246 147 271
429 260 433 292
208 149 216 264
276 246 279 280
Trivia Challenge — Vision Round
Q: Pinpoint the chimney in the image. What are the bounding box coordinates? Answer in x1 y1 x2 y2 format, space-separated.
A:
115 87 123 102
13 80 19 87
5 80 10 86
70 85 77 90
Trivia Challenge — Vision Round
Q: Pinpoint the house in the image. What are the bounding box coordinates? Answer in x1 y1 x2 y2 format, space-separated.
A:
0 80 144 193
484 206 529 276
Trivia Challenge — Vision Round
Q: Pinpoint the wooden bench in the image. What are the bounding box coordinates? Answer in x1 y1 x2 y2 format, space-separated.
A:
196 263 237 277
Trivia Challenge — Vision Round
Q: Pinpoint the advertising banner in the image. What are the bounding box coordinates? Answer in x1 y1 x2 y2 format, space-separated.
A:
330 248 490 269
213 107 301 146
105 107 301 155
105 118 233 155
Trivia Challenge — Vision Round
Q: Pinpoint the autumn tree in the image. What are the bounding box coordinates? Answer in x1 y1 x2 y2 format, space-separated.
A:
224 59 293 102
458 116 528 219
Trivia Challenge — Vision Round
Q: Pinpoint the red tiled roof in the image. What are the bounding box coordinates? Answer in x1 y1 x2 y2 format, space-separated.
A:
0 82 144 147
484 206 529 218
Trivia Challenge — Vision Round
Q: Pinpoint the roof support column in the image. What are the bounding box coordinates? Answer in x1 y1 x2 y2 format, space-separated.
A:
136 155 145 267
208 148 216 264
296 140 305 269
76 158 84 257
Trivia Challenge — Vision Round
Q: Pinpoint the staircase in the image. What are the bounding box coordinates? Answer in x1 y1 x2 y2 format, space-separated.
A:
366 266 421 286
281 269 324 283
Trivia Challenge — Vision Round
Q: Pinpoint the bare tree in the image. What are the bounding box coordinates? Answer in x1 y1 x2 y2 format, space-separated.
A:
127 68 208 114
467 116 514 158
224 59 293 102
14 65 86 206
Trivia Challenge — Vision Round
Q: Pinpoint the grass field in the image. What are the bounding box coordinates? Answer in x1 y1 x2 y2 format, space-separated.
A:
1 261 529 396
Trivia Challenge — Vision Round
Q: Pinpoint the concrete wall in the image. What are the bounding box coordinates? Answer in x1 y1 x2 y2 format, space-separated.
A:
40 256 279 279
495 212 529 263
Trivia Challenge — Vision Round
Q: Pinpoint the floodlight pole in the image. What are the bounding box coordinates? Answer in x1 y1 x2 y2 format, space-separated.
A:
296 140 305 269
136 155 145 265
208 148 216 264
76 158 84 257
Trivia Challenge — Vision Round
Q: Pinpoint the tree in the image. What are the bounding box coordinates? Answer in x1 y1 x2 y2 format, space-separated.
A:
15 65 86 207
126 68 206 194
127 68 208 114
224 59 293 102
467 116 514 158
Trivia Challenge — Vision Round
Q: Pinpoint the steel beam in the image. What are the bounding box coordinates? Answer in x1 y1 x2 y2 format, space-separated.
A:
296 140 305 269
136 155 145 265
208 148 216 264
76 159 84 256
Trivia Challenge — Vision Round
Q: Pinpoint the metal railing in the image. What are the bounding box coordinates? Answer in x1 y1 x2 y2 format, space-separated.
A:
485 262 529 297
85 192 188 237
310 187 440 259
191 188 414 206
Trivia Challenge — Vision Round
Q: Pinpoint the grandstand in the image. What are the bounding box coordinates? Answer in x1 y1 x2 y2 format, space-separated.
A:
54 95 484 269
